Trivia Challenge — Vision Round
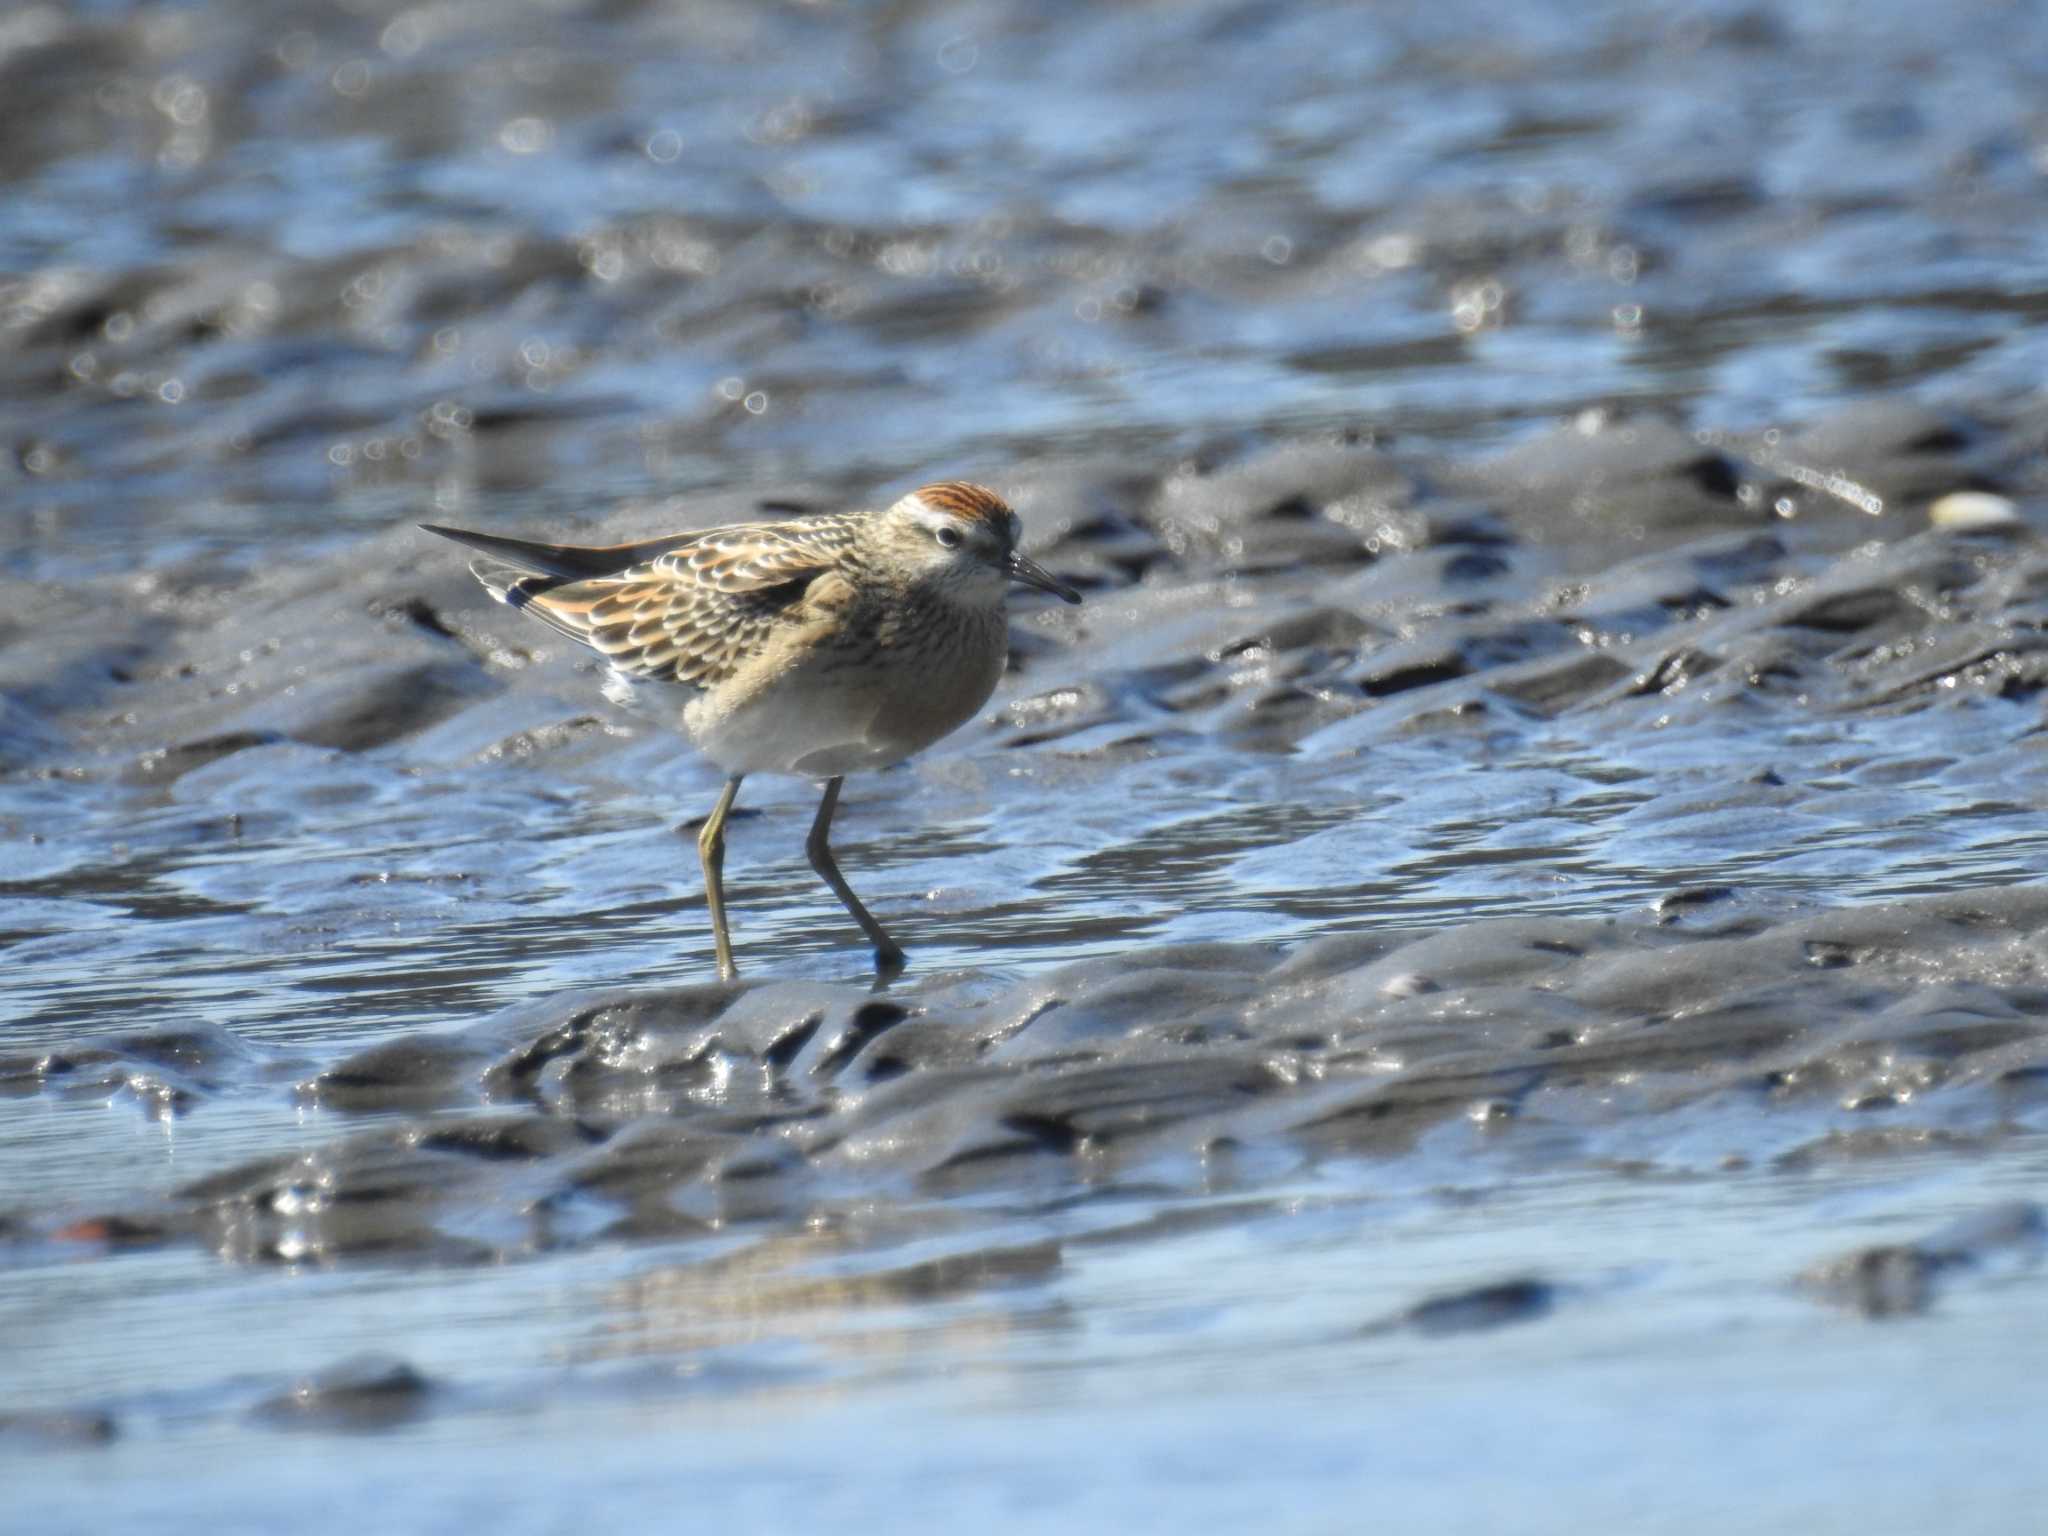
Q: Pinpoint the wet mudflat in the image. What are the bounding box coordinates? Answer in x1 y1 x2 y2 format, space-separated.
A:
5 0 2048 1529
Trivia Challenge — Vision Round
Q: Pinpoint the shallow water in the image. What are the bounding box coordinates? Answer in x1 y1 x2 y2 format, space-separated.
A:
5 0 2048 1528
11 1145 2048 1532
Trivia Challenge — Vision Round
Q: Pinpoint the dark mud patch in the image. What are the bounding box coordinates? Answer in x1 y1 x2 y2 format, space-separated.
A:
1798 1200 2045 1318
250 1355 437 1434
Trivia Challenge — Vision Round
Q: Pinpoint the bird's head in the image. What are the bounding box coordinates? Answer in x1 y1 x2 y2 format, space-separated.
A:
878 482 1081 607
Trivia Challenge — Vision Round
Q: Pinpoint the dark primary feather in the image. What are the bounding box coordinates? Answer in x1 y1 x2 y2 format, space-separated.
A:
417 523 709 581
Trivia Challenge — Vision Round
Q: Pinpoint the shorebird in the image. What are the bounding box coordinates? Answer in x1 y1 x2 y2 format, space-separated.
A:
422 482 1080 980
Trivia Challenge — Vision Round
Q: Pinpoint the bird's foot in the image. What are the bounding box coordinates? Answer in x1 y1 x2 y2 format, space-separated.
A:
871 944 907 987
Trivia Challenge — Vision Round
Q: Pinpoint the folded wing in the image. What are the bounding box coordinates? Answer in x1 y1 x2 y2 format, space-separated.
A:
424 518 859 690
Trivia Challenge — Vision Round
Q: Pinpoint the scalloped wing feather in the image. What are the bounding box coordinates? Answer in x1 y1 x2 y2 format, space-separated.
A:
518 517 862 690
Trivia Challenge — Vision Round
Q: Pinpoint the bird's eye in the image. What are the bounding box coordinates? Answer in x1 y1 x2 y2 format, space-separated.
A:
935 525 963 549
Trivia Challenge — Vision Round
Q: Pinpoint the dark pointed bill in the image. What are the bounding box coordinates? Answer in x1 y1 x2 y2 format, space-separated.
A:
1006 551 1082 604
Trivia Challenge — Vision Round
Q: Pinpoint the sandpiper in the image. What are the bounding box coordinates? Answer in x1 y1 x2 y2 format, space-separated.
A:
422 482 1080 980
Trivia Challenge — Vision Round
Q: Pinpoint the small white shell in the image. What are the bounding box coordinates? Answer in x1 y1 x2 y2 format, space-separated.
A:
1928 490 2020 530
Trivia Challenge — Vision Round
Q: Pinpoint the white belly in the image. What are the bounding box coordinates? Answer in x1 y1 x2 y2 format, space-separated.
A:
684 684 903 777
600 601 1006 780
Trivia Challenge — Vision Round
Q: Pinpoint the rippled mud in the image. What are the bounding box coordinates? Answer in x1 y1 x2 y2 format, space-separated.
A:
6 0 2048 1530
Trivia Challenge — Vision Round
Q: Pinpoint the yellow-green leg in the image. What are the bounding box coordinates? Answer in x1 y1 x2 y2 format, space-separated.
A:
696 774 745 981
806 776 906 976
